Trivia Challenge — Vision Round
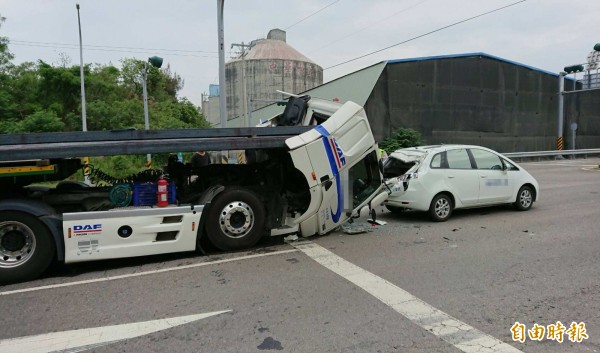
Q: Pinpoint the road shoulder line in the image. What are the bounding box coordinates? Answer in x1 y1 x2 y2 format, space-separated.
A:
0 249 298 296
293 240 522 353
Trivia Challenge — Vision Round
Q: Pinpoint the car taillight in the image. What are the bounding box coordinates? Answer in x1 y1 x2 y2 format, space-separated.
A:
399 172 418 182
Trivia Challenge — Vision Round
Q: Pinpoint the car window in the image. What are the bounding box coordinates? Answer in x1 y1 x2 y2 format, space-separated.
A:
446 149 472 169
430 153 443 168
503 159 519 171
471 149 503 170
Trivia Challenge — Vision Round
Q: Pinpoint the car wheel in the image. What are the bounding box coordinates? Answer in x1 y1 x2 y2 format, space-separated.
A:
205 188 266 251
514 186 534 211
385 205 405 214
429 194 453 222
0 211 56 284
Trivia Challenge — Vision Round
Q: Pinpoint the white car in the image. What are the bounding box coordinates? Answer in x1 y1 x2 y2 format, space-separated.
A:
383 145 539 221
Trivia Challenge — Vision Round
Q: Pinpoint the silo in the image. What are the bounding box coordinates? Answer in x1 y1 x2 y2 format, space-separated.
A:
225 29 323 123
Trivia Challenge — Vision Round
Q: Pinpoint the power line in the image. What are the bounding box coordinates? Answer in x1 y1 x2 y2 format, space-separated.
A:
308 0 430 54
324 0 527 70
9 1 339 60
9 41 224 59
9 39 218 54
284 0 341 30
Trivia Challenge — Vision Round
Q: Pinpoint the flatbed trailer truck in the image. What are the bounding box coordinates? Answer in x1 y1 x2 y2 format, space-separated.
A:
0 96 388 284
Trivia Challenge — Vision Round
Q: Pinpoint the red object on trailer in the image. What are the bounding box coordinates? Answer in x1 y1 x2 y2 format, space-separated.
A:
156 177 169 207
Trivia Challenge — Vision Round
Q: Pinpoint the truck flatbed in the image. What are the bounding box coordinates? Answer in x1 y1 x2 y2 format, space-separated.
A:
0 126 311 161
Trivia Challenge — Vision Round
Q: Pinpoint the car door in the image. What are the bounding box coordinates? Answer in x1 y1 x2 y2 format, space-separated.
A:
469 148 513 204
286 101 382 234
437 148 479 206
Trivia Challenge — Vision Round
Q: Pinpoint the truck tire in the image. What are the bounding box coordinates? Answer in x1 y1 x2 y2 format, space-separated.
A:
205 188 266 251
0 212 56 284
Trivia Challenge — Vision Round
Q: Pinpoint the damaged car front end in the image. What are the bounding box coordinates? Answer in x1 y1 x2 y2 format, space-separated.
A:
382 147 429 213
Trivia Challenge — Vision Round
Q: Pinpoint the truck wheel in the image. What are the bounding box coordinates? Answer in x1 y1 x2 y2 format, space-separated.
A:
0 212 56 284
205 189 266 251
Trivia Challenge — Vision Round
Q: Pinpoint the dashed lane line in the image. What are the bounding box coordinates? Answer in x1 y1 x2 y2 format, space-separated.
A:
0 249 298 296
293 240 523 353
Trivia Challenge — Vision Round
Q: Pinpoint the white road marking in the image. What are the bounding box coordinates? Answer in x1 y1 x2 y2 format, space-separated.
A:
293 241 523 353
0 249 298 296
0 310 230 353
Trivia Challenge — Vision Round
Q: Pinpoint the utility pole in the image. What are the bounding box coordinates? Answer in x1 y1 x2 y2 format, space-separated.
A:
76 4 89 185
216 0 227 127
231 42 252 127
142 56 163 169
142 62 151 168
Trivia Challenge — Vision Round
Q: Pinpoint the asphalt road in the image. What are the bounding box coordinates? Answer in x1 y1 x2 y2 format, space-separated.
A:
0 158 599 353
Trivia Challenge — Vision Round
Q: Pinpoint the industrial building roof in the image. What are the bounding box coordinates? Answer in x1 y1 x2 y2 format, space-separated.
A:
387 52 561 78
241 52 568 127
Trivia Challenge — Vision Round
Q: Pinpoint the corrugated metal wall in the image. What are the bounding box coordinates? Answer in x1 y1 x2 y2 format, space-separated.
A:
365 55 600 152
564 90 600 149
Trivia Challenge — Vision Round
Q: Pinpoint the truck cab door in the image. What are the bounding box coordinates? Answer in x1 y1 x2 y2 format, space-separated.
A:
286 101 384 235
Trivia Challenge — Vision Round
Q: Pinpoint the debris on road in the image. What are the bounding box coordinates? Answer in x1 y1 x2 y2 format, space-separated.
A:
341 222 378 234
283 234 299 242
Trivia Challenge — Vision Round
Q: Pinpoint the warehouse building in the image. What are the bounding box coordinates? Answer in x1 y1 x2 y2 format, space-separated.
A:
250 52 600 152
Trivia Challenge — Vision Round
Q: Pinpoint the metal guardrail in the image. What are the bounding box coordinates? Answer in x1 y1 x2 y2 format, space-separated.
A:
504 148 600 158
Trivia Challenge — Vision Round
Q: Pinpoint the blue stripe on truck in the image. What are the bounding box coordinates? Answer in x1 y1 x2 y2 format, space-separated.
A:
314 125 343 223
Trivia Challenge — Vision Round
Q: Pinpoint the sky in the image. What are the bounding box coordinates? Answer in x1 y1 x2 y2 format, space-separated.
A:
1 0 599 107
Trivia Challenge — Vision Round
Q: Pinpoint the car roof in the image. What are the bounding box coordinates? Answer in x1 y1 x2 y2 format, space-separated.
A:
389 145 502 160
393 144 497 153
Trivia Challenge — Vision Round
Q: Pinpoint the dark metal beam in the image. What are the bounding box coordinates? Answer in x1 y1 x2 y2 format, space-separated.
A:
0 135 301 161
0 127 311 145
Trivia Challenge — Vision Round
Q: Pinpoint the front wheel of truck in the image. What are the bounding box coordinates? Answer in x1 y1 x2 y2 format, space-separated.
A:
205 188 266 251
0 211 55 284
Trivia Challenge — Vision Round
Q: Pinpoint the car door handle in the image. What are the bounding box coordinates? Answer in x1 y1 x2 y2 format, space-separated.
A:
447 176 455 179
480 175 487 178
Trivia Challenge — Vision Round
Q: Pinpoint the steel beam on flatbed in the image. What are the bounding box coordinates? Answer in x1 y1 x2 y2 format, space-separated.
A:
0 127 311 145
0 127 313 161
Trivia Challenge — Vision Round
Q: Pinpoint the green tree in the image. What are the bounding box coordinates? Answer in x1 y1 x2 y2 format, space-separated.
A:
0 14 209 138
379 128 424 153
0 14 16 120
119 58 183 101
17 109 65 132
7 62 42 119
0 14 14 73
37 61 81 117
